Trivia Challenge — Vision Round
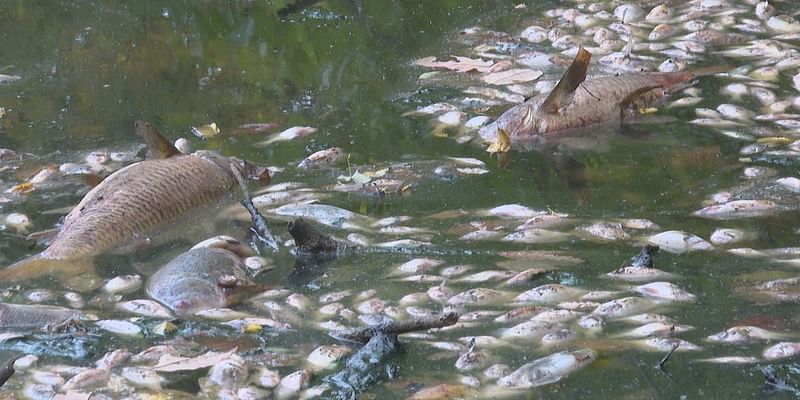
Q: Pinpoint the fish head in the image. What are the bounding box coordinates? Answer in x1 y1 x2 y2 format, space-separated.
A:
160 278 225 315
193 151 271 186
479 102 539 142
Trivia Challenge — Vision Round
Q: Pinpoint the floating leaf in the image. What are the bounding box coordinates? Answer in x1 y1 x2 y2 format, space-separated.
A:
191 122 220 140
486 128 511 155
9 182 34 194
482 68 543 85
415 56 494 73
244 323 263 334
151 321 177 335
154 348 237 372
337 170 371 185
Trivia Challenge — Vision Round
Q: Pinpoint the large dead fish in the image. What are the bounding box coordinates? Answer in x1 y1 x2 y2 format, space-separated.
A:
479 47 728 141
0 121 268 289
147 240 255 315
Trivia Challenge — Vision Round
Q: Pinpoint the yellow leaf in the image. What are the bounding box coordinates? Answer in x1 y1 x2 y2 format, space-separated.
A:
10 182 34 194
243 323 263 334
486 128 511 155
152 321 177 335
638 107 658 114
191 122 220 140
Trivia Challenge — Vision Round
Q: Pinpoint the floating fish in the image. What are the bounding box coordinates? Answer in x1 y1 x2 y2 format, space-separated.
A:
480 47 727 140
0 121 268 289
707 326 793 344
147 244 254 315
496 349 596 389
763 342 800 361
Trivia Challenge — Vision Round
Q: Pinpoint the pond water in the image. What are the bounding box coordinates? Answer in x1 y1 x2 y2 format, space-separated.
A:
1 0 800 398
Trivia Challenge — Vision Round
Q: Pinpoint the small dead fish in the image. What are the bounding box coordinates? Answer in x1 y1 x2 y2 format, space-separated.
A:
395 258 444 275
306 345 351 370
501 320 559 340
297 148 345 169
257 126 317 146
514 284 587 304
763 342 800 361
694 356 760 364
606 266 675 282
617 322 693 338
710 228 753 245
593 297 658 319
576 222 629 241
693 199 784 219
102 274 143 295
116 299 173 319
707 326 792 344
0 303 84 329
647 230 713 254
632 282 696 302
502 229 572 244
496 349 596 388
637 337 702 352
448 288 511 306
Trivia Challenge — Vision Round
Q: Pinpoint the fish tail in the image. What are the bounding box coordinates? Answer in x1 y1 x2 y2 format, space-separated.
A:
0 256 98 291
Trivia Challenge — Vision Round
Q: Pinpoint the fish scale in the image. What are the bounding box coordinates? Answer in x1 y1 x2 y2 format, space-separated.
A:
45 155 234 260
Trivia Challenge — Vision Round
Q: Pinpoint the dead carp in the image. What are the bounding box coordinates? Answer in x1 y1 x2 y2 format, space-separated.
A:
0 121 268 289
147 245 254 315
0 303 84 329
480 47 727 141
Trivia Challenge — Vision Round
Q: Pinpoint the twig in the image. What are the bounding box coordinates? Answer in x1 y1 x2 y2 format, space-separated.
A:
230 163 279 253
655 343 679 371
331 312 459 344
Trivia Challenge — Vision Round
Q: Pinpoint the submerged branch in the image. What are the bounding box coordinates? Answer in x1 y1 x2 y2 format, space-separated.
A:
230 163 279 253
331 312 459 344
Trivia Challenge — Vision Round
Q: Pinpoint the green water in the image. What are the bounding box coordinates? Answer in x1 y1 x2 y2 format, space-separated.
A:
1 0 800 399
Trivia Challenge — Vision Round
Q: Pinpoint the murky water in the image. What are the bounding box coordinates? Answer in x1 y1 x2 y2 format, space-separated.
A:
2 0 800 398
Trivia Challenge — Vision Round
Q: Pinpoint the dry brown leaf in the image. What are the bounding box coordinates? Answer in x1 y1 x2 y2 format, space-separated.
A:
10 182 34 194
482 68 543 85
415 56 494 73
154 348 237 372
486 127 511 155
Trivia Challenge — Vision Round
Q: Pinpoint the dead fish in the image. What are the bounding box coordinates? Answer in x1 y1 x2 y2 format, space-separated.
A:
694 356 760 364
0 303 84 328
297 147 345 169
636 337 702 352
501 320 559 340
616 322 693 338
147 246 254 315
496 349 596 389
710 228 753 245
480 47 727 140
707 326 792 344
632 282 696 302
448 288 511 306
514 284 587 304
647 230 713 254
763 342 800 361
576 222 629 241
502 228 572 244
693 199 785 219
593 297 658 319
0 121 267 287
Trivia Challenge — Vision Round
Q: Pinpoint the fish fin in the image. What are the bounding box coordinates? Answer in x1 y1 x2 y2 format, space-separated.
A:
0 256 98 291
619 85 664 120
540 47 592 114
134 120 181 159
25 228 59 246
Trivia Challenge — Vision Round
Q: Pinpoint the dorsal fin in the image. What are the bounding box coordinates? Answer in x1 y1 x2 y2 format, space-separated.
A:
540 47 592 114
134 120 181 159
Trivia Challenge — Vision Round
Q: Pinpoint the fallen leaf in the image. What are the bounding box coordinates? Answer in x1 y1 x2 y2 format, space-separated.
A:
191 122 220 140
415 56 494 73
486 128 511 155
482 68 543 85
154 348 237 372
9 182 34 194
244 323 263 334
